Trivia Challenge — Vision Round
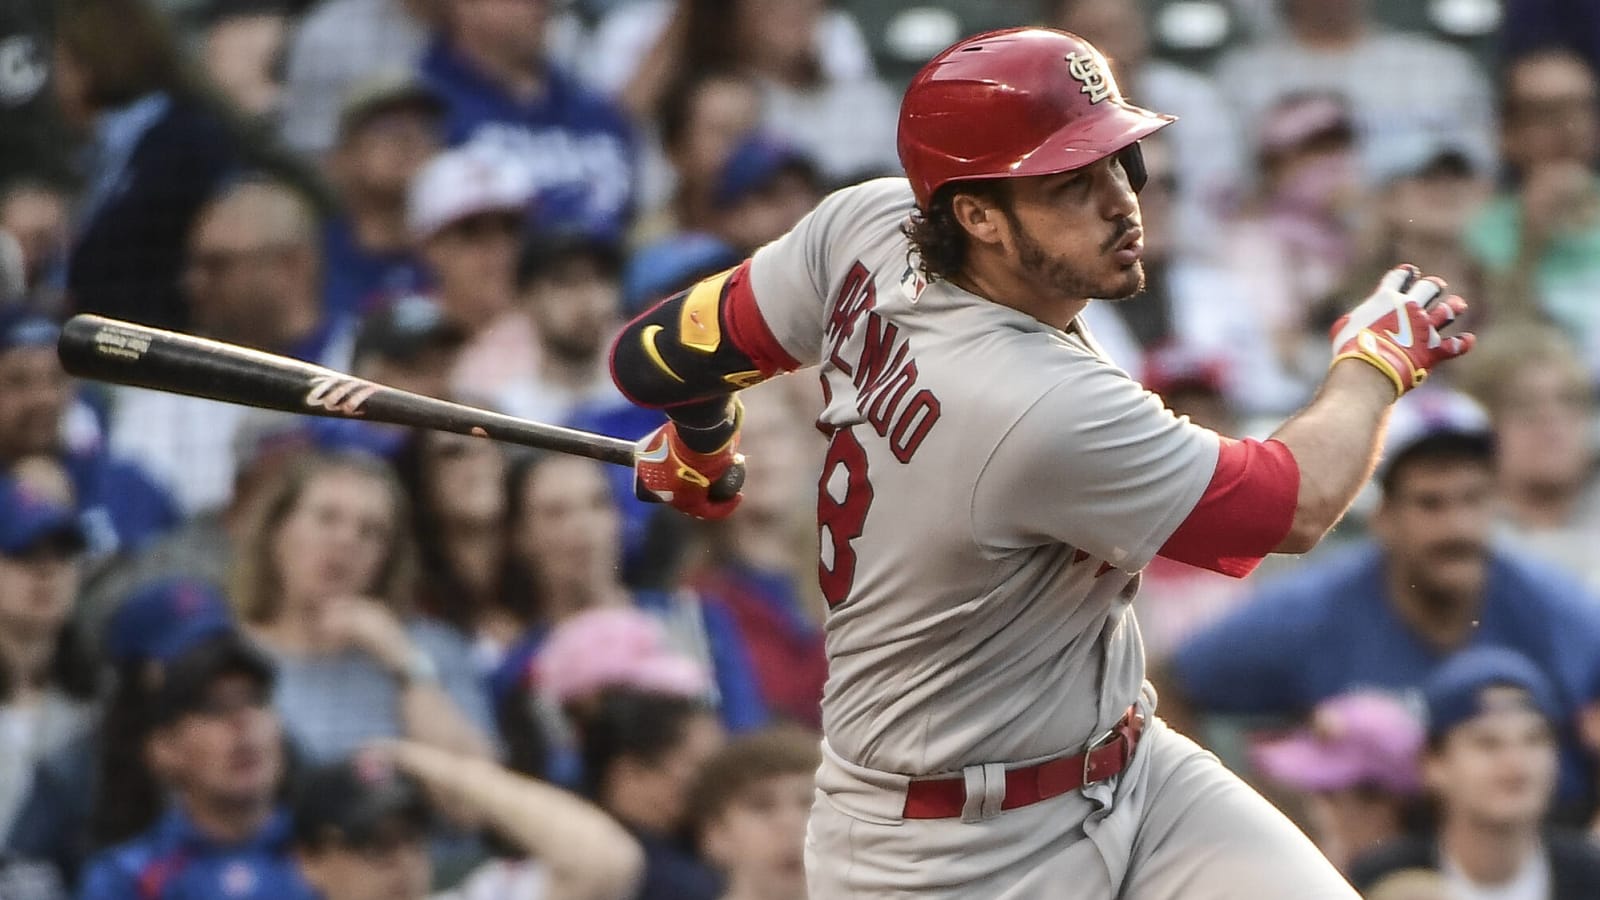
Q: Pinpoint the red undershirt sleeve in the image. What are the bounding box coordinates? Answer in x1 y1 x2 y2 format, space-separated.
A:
1158 437 1300 578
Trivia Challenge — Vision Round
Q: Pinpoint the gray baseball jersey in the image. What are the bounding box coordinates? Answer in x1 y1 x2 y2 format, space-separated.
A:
745 177 1220 776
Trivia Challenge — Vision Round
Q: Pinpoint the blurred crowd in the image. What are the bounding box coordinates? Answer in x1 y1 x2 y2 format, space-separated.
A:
1 0 1600 896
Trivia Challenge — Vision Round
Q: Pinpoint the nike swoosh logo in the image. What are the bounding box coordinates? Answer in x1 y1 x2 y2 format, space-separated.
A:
1383 310 1413 348
641 325 686 383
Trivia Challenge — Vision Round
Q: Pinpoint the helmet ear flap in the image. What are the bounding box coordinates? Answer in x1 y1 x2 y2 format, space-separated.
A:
1117 143 1148 193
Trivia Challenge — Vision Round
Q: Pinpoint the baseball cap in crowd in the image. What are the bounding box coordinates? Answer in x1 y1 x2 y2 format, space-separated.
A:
104 577 235 669
1378 387 1495 491
148 630 277 726
407 145 534 240
1256 92 1355 162
514 231 625 292
336 71 444 142
1140 343 1228 398
1372 133 1480 186
352 295 467 365
1423 646 1561 743
1250 691 1424 795
0 475 85 558
0 308 59 355
622 233 740 315
712 133 821 209
492 607 711 710
292 753 431 849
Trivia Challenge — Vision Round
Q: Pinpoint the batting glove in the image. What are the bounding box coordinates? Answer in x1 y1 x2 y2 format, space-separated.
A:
1329 264 1474 398
633 405 746 520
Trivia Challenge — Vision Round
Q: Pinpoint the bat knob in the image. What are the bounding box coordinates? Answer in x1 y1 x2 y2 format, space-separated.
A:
708 461 745 503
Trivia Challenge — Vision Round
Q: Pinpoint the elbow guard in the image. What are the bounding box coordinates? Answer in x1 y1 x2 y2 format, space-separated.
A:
610 263 777 409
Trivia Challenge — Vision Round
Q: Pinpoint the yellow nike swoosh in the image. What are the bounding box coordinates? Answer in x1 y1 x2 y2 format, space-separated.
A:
641 325 685 383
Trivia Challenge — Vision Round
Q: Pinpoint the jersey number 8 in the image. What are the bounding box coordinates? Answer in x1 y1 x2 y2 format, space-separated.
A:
817 429 873 607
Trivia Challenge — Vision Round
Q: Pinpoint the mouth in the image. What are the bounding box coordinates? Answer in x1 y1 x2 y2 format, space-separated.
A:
1111 227 1144 264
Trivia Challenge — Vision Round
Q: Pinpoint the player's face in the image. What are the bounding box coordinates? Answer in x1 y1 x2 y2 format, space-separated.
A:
1425 695 1557 828
1000 156 1145 303
272 471 397 608
1373 461 1495 601
704 772 813 897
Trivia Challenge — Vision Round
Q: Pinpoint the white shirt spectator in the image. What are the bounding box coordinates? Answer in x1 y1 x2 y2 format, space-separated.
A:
1214 29 1497 186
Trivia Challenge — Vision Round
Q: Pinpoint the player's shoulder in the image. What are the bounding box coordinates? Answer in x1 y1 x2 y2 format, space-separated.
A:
809 177 917 233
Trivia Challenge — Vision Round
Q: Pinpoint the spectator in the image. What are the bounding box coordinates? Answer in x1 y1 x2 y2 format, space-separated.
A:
5 578 236 886
108 178 350 516
1362 869 1455 900
406 145 536 404
1349 648 1600 898
0 0 72 186
231 450 494 763
200 0 290 124
54 0 250 330
1217 93 1370 406
1213 0 1496 186
578 688 725 900
687 727 817 900
0 310 180 561
503 454 767 733
1051 0 1246 251
278 0 437 158
1248 692 1423 873
1461 325 1600 589
1171 388 1600 817
687 386 825 728
0 179 70 310
600 0 896 183
0 477 95 844
495 233 627 424
322 76 442 321
1502 0 1600 110
1464 49 1600 373
392 427 516 660
320 297 469 460
294 742 643 900
420 0 636 238
641 72 763 241
704 134 823 257
76 629 317 899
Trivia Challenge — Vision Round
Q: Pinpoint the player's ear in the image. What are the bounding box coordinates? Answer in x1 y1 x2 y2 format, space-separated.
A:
950 190 1008 249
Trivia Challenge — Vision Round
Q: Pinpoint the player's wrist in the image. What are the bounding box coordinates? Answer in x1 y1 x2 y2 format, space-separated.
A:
1327 355 1404 402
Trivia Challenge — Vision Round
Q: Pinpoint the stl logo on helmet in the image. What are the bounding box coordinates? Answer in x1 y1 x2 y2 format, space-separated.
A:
1063 52 1111 104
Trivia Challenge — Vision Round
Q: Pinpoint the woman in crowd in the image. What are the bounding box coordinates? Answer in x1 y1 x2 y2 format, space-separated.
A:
230 449 494 763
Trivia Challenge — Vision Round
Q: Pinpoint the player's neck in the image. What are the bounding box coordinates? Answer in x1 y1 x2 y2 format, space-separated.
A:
947 263 1087 331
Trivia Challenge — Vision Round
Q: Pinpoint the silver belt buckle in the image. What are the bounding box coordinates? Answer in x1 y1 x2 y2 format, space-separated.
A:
1081 724 1120 786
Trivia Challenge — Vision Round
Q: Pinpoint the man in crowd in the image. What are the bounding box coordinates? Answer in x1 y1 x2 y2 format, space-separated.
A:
494 233 626 424
1350 648 1600 897
108 178 350 515
418 0 636 238
689 728 818 900
295 742 643 900
0 309 179 560
77 629 314 899
704 135 824 258
322 75 442 320
1171 389 1600 821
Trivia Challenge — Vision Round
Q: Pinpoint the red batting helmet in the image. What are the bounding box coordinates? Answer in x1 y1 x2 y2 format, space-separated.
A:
897 27 1176 209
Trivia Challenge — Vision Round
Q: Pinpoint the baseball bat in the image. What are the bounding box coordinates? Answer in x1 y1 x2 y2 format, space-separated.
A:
56 313 640 466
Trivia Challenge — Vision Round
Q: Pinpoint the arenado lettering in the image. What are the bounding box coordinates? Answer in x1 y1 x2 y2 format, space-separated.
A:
1064 52 1111 104
304 374 380 415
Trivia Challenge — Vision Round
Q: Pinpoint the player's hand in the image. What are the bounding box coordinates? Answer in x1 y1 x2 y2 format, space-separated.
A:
633 412 746 520
1328 264 1474 398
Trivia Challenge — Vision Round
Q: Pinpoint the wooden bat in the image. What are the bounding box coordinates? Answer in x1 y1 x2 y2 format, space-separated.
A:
56 313 642 466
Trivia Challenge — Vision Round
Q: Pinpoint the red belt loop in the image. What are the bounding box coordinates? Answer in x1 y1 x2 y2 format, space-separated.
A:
901 706 1144 820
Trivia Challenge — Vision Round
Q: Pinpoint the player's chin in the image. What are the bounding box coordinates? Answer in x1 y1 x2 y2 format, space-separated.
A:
1098 260 1145 300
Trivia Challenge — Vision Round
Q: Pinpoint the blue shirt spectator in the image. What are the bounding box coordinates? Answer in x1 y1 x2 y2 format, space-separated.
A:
77 808 313 900
320 216 430 321
418 8 635 239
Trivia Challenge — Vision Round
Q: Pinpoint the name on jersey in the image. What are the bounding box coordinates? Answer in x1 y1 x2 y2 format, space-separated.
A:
822 262 941 462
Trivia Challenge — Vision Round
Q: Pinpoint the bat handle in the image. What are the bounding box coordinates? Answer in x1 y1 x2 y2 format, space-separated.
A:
708 460 745 502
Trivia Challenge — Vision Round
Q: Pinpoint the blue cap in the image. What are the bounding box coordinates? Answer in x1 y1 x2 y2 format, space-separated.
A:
712 133 818 209
0 476 85 556
1424 647 1561 741
104 578 235 667
0 309 59 354
622 234 741 315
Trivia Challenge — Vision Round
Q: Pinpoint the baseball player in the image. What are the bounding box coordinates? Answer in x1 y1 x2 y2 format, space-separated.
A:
608 27 1473 899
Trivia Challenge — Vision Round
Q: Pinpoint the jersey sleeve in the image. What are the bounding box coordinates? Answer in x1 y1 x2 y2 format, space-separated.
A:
747 177 917 367
1156 437 1299 577
971 366 1220 571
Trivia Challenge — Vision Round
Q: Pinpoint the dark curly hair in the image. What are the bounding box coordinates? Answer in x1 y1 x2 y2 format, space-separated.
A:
902 179 1010 283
